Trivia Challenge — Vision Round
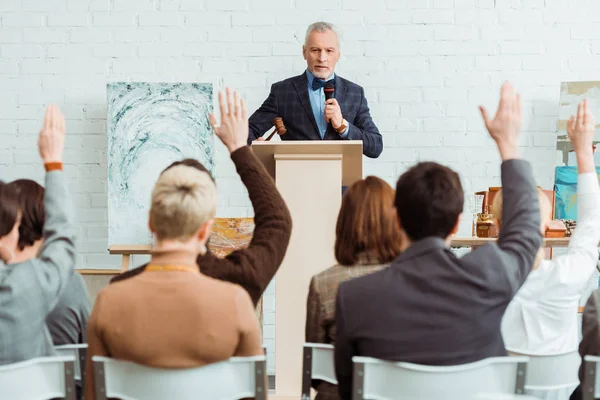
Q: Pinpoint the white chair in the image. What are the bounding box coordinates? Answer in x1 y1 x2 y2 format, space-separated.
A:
92 355 267 400
0 356 77 400
351 356 529 400
301 343 337 400
55 343 88 382
582 355 600 400
507 348 580 392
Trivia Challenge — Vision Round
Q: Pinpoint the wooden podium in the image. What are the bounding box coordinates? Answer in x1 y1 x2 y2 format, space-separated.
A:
252 140 363 397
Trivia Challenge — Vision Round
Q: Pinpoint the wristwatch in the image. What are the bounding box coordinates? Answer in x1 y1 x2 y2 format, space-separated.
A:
335 119 348 134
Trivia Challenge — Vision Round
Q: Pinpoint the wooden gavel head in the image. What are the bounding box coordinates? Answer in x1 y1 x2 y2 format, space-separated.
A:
273 117 287 136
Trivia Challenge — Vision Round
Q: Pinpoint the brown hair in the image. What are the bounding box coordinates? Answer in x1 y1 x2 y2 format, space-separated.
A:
335 176 402 266
394 162 464 241
0 181 20 238
7 179 45 250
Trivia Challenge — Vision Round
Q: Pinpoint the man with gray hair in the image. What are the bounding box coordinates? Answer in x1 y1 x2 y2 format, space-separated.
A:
248 22 383 158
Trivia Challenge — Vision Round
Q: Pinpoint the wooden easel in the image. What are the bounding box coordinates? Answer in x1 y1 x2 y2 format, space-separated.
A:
108 244 152 272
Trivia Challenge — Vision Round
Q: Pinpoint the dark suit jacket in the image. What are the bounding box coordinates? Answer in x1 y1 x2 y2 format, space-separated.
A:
334 160 543 400
571 289 600 400
248 72 383 158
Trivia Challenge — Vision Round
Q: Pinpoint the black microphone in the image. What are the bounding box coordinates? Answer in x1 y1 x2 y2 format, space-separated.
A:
324 81 335 100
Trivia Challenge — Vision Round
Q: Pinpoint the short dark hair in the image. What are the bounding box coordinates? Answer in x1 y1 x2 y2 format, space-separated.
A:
0 181 20 238
394 162 464 241
335 176 402 266
162 159 215 184
7 179 45 250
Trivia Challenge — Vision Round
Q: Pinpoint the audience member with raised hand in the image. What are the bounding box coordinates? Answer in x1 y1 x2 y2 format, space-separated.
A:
333 82 543 400
8 179 91 346
306 176 402 400
111 87 292 307
500 99 600 400
84 88 264 400
0 105 77 364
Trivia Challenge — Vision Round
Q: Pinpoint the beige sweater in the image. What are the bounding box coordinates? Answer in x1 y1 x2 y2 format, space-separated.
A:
84 250 263 400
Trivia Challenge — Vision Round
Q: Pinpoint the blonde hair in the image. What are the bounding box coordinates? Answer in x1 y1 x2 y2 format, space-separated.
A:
150 165 217 241
491 188 551 269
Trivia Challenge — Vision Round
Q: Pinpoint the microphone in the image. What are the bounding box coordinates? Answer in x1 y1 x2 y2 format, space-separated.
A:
324 81 335 100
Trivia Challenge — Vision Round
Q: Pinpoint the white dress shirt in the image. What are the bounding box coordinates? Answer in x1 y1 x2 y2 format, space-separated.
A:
501 172 600 399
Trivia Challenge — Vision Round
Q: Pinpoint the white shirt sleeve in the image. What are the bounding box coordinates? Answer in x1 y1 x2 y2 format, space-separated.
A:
549 172 600 289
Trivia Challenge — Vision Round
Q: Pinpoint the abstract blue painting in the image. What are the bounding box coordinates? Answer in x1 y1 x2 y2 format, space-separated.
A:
554 166 600 220
107 82 214 245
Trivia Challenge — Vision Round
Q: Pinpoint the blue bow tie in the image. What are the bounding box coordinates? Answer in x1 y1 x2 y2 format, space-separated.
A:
312 78 334 91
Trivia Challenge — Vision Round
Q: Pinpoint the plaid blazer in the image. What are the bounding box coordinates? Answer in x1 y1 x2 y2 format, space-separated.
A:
305 260 389 400
248 72 383 158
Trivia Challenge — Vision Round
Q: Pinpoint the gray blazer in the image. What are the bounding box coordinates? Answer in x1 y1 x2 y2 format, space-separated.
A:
0 171 76 364
334 160 543 400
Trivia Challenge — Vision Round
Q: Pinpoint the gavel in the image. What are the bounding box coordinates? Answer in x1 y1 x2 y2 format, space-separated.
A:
265 117 287 141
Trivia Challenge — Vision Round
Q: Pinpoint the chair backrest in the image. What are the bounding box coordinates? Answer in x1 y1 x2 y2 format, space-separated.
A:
583 355 600 400
55 343 87 382
93 355 267 400
0 356 76 400
351 356 529 400
507 348 580 390
301 343 337 399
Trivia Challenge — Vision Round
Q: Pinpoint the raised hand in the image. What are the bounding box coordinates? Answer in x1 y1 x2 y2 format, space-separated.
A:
568 99 595 155
568 99 596 173
479 82 522 160
209 87 248 153
38 105 65 163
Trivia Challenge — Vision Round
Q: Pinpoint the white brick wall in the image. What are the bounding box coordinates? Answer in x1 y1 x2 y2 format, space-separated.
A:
3 0 600 373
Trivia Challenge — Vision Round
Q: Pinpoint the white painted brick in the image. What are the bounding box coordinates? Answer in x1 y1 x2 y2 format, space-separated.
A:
424 117 467 132
23 28 68 43
179 0 204 10
499 10 543 25
2 44 44 58
252 26 298 42
139 12 184 26
112 27 161 42
388 25 434 41
0 1 22 11
0 30 23 43
232 11 275 26
521 55 566 70
412 9 453 24
546 40 591 55
2 13 45 27
387 0 431 9
89 0 111 11
363 11 411 25
475 55 522 71
46 44 92 58
433 0 453 8
571 24 600 40
423 88 468 102
344 0 385 9
379 88 421 103
92 12 137 26
401 103 444 117
23 0 67 11
250 0 292 9
500 41 545 55
160 27 208 42
203 59 247 73
47 13 90 26
434 25 477 40
69 28 112 43
205 0 249 11
0 60 19 74
93 43 136 58
185 12 231 26
454 9 497 24
182 43 228 57
429 56 474 72
158 0 181 10
207 27 252 42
